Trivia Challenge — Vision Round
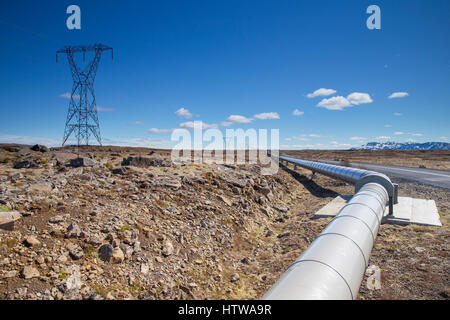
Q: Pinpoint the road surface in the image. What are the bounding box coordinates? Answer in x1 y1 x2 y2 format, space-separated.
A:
316 159 450 190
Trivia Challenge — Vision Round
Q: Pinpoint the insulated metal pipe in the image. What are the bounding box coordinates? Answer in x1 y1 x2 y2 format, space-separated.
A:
278 155 396 213
262 154 396 299
263 182 388 300
279 155 392 190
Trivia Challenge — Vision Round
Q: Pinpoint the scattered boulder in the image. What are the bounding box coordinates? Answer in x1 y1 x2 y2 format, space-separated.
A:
415 247 425 253
221 175 247 188
98 244 114 262
162 240 174 257
121 155 171 168
21 265 40 279
86 234 102 246
232 186 241 194
154 178 181 190
256 185 271 196
69 157 96 167
67 242 84 260
277 232 291 239
265 230 274 237
58 265 81 296
260 206 273 217
49 215 65 224
0 211 21 230
13 160 37 169
24 235 41 247
54 152 78 164
140 264 149 275
111 247 125 263
10 172 23 182
219 195 232 206
66 222 82 238
16 287 28 297
30 144 49 153
112 167 129 175
255 195 266 205
230 273 240 282
4 270 17 278
57 255 68 264
274 205 289 213
3 146 20 152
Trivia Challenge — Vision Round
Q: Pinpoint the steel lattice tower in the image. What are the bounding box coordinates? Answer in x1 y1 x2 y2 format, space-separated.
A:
56 44 113 146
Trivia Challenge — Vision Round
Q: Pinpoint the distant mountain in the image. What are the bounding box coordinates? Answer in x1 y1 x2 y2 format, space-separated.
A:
353 141 450 150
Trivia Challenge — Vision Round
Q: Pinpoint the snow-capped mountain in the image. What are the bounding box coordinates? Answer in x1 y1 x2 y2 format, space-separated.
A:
353 141 450 150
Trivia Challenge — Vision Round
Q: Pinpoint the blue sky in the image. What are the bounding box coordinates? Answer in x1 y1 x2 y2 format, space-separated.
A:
0 0 449 149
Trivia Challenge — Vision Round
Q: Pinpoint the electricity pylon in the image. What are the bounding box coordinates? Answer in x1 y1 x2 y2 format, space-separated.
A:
56 44 113 146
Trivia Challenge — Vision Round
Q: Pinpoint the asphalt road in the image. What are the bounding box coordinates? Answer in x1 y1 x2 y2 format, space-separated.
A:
317 159 450 190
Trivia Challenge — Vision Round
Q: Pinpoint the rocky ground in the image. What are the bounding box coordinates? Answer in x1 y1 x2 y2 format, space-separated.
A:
0 144 448 300
283 149 450 170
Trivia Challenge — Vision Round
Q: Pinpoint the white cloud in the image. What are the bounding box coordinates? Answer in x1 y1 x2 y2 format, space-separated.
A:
285 138 292 141
292 109 304 116
350 136 366 141
346 92 373 105
94 106 115 112
220 121 233 127
149 128 175 133
132 121 145 125
317 96 352 110
226 115 253 123
293 136 309 141
222 112 280 126
175 107 192 119
331 141 339 145
102 137 170 148
384 124 392 128
253 112 280 120
376 136 391 140
292 144 315 149
388 92 409 99
317 92 373 110
309 134 321 138
307 88 336 98
440 136 448 140
0 134 60 147
59 92 80 99
393 112 402 116
411 133 423 136
394 131 404 135
180 121 218 129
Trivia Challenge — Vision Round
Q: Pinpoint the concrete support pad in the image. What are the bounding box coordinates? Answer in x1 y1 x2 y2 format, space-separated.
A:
313 195 352 218
313 196 442 227
382 197 442 227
